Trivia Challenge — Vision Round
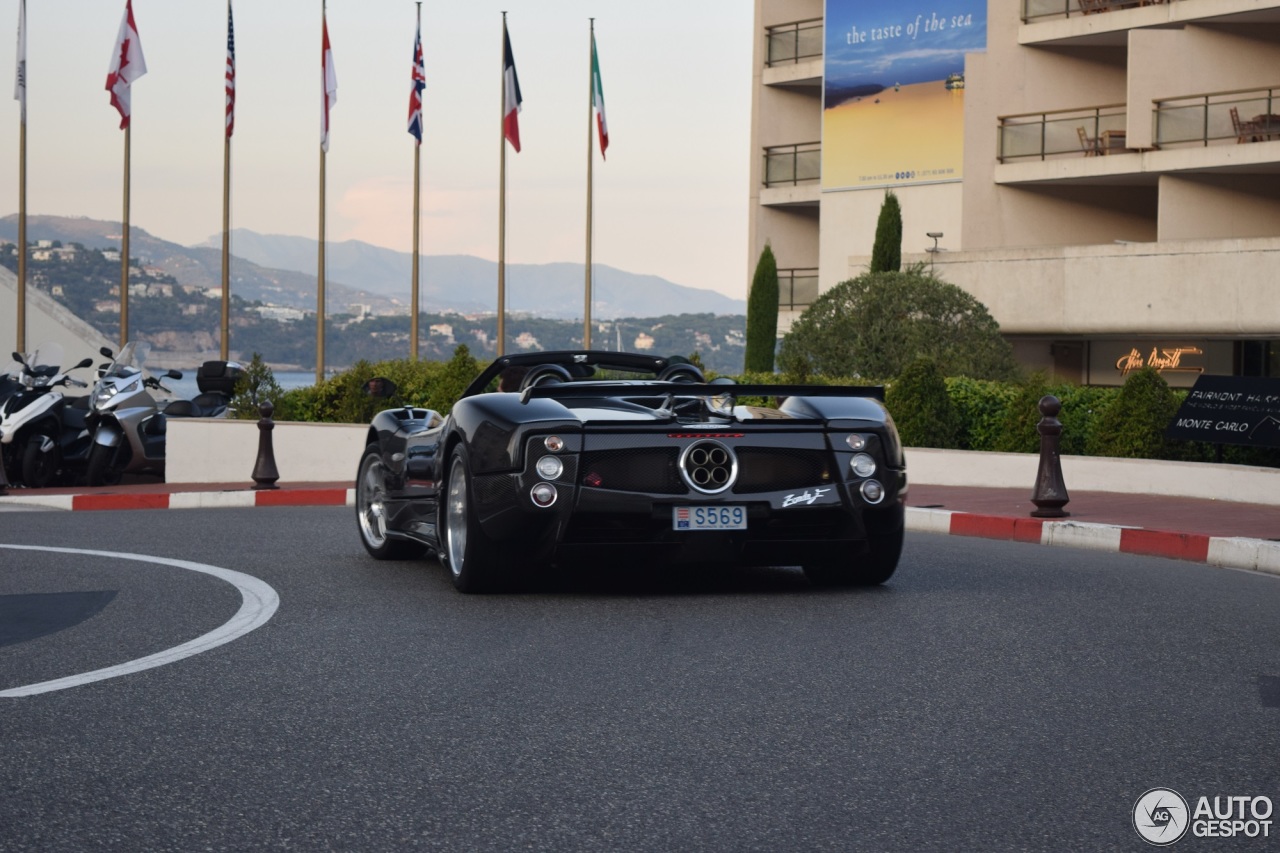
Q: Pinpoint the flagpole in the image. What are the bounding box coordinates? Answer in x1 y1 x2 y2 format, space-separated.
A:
497 12 508 358
15 0 26 355
317 2 328 386
220 0 233 361
16 117 25 355
583 19 595 351
410 1 422 361
120 125 131 348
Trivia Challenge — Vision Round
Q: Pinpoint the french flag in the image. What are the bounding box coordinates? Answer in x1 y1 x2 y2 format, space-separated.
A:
502 21 522 152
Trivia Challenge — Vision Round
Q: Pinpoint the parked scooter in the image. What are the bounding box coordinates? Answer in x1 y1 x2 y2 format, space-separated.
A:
84 342 184 486
0 343 95 487
162 359 242 419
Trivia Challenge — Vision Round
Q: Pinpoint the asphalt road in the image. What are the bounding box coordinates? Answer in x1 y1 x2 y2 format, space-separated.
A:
3 507 1279 851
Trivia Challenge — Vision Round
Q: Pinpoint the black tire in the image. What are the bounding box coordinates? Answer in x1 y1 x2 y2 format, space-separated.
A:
355 444 426 560
803 526 903 587
86 442 122 487
439 444 513 593
21 435 61 489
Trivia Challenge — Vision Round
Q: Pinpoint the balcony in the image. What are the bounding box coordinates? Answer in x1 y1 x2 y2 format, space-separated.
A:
998 105 1128 162
763 19 822 89
1156 86 1280 148
1022 0 1176 23
764 142 820 185
761 143 820 207
778 268 819 311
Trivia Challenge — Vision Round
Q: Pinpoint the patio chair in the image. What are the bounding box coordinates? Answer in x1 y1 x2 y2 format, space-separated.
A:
1231 107 1260 144
1077 126 1099 156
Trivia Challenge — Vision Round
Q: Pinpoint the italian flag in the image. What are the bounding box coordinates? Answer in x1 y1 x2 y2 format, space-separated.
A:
591 32 608 159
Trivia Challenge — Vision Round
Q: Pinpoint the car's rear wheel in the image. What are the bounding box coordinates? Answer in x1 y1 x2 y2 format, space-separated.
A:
356 444 425 560
440 445 512 593
803 526 903 587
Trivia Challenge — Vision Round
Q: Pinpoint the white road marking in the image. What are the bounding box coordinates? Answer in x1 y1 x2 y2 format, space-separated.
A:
0 544 280 698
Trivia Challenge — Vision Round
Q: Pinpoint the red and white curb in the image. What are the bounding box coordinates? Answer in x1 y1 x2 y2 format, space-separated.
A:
3 491 1276 577
0 488 355 512
906 507 1280 576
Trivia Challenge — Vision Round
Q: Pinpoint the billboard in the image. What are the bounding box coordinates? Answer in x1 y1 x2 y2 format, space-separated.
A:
822 0 986 191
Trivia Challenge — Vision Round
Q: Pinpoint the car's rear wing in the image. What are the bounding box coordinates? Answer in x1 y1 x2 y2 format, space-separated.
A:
520 382 885 404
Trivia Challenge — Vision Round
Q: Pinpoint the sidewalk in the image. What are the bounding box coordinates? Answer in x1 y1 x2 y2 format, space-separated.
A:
1 478 1277 575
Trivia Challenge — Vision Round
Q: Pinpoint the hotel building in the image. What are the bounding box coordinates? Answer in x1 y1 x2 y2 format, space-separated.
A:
749 0 1280 386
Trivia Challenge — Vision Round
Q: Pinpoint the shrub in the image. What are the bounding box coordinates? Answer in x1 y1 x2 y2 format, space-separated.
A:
992 373 1050 453
777 271 1019 381
945 376 1017 451
885 357 961 448
1086 367 1179 459
870 191 902 274
744 244 779 373
230 353 285 419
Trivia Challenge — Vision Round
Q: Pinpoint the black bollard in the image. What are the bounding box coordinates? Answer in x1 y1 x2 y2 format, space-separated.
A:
0 455 9 495
1030 394 1070 518
251 400 280 490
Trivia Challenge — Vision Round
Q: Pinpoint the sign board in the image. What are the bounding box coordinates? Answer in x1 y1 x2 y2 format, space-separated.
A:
822 0 987 191
1165 375 1280 448
1087 340 1233 388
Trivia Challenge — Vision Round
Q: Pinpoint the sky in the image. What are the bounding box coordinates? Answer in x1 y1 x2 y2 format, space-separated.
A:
0 1 753 301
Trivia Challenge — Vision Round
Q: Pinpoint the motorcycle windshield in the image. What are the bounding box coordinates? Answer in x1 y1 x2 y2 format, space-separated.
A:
27 342 65 379
105 341 152 379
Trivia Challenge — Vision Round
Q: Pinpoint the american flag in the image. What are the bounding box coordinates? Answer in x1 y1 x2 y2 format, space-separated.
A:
407 20 424 143
225 3 235 138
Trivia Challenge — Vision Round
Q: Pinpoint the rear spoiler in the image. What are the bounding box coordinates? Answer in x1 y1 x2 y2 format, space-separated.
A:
521 382 884 404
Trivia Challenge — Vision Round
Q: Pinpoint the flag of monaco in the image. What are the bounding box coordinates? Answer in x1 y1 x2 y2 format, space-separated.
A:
591 32 608 159
502 21 522 152
321 14 337 152
105 0 147 129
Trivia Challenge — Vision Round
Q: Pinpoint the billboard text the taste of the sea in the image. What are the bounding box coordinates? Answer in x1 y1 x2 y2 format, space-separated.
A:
822 0 986 191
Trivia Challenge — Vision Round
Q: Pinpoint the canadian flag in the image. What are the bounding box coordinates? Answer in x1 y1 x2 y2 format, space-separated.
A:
105 0 147 129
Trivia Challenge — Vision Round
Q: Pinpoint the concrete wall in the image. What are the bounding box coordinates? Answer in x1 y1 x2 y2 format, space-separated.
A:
166 418 367 486
892 236 1280 336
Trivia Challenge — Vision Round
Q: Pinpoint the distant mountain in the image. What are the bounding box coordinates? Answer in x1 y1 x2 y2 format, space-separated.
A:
0 215 395 313
202 229 746 319
0 216 745 320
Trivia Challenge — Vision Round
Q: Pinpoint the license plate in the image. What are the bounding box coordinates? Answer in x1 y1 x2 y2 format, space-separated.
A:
673 505 746 531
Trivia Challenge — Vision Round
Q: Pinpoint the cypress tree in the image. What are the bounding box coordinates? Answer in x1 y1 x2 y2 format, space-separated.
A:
744 243 780 373
870 190 903 273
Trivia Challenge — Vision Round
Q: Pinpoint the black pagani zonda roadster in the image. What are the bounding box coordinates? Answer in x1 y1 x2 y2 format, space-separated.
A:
355 351 906 592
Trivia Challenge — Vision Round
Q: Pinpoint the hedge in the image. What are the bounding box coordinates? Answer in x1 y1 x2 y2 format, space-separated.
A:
233 350 1280 468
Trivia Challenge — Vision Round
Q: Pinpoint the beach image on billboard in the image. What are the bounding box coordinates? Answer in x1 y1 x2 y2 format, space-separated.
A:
822 0 986 191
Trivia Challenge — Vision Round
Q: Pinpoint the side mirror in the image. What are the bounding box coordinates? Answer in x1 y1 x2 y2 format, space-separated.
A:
75 357 94 369
363 377 398 399
167 369 183 380
100 347 114 358
11 351 22 363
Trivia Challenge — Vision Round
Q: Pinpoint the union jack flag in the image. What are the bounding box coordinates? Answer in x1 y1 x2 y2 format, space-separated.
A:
407 19 424 144
225 3 235 138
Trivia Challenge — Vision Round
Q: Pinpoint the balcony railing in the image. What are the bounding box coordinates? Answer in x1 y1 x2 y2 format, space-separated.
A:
764 142 821 186
1022 0 1178 23
1155 86 1280 148
998 105 1127 162
766 18 823 66
778 268 819 311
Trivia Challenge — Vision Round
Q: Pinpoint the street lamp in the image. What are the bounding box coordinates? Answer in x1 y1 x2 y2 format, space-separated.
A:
926 232 943 274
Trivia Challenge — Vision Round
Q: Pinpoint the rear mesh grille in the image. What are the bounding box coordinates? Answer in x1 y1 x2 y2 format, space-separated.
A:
580 448 685 494
734 448 832 493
